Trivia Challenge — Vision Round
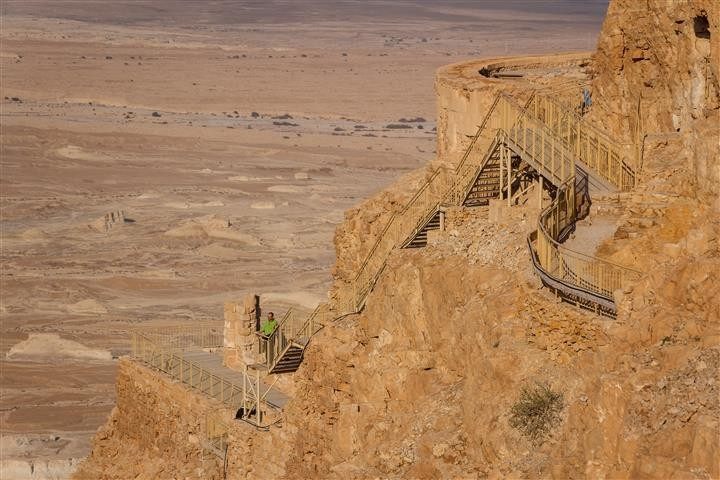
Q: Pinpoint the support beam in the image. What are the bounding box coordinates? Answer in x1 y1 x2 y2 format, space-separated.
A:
499 144 504 201
506 147 512 207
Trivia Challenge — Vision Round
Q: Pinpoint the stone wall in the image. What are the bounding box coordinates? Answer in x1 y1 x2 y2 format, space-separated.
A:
223 295 260 370
73 359 291 480
435 53 591 162
74 359 225 479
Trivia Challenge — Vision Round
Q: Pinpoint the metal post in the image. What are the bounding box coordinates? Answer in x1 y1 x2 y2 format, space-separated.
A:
541 120 546 171
242 365 247 417
538 176 544 209
561 143 566 182
256 369 261 426
575 122 579 158
499 144 504 202
506 147 512 207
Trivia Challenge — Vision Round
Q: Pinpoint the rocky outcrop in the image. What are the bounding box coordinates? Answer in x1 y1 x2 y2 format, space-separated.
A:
74 360 225 479
79 198 719 478
590 0 720 196
283 199 719 479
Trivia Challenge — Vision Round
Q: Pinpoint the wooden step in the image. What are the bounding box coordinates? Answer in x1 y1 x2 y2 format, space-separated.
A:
464 198 492 207
269 346 305 374
470 183 499 192
467 191 498 199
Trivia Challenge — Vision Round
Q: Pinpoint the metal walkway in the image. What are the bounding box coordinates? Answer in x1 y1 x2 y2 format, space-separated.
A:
257 88 644 381
181 350 289 409
131 331 287 428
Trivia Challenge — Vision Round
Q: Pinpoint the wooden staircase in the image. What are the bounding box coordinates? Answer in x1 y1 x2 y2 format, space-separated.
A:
403 210 442 248
269 339 307 374
463 150 502 206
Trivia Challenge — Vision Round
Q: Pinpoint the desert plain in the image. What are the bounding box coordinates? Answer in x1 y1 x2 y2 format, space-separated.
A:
0 0 608 472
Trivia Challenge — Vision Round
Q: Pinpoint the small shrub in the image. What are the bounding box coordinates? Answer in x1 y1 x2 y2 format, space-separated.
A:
509 382 564 443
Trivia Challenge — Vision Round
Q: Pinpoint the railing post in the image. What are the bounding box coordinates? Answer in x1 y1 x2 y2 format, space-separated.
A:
506 146 512 207
256 369 261 426
533 121 544 172
576 123 581 158
499 143 504 202
538 176 544 209
243 365 249 415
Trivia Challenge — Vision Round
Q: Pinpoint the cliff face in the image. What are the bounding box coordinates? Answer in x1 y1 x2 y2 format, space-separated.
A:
282 201 719 479
590 0 720 196
73 360 226 480
79 197 719 479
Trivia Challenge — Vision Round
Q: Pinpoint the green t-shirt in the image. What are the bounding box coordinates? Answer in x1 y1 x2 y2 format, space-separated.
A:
261 319 277 336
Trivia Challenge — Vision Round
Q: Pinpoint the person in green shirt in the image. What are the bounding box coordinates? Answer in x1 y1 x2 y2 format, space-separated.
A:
260 312 278 365
260 312 277 336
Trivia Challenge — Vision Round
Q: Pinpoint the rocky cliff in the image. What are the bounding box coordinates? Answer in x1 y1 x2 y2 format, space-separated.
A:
280 199 719 479
590 0 719 197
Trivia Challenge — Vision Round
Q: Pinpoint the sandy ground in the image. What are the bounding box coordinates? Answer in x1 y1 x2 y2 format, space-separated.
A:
0 0 608 472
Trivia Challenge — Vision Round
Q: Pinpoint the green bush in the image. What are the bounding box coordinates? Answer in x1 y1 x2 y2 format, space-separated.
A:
509 382 564 443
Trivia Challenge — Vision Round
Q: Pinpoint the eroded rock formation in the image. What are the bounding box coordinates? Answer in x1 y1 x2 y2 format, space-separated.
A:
590 0 719 196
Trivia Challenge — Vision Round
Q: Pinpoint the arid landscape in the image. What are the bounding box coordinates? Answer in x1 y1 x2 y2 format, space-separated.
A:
0 1 612 476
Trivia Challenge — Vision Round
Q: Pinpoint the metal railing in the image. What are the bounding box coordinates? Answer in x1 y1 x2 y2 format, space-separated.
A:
136 324 224 352
336 91 524 315
260 302 331 372
266 87 643 369
532 173 641 304
131 331 279 429
203 414 229 461
527 93 636 190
